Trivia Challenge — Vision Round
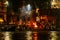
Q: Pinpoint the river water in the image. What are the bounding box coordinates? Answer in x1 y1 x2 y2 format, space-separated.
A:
0 31 60 40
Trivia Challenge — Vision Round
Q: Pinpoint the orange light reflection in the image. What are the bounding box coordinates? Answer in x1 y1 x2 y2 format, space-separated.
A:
33 32 38 40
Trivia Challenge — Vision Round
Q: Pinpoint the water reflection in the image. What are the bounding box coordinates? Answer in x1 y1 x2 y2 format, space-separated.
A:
33 32 38 40
0 31 60 40
26 31 38 40
49 31 58 40
26 31 32 40
3 32 12 40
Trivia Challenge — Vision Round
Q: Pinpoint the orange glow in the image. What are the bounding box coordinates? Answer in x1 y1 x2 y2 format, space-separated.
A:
36 8 39 13
33 37 38 40
33 32 38 40
0 18 4 22
40 16 48 22
35 24 38 28
33 22 38 28
26 21 31 26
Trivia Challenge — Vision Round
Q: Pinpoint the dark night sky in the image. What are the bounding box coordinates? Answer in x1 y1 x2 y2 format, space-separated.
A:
9 0 50 12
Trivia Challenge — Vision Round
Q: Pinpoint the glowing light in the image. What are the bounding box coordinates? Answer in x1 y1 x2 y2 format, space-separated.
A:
4 32 12 40
49 31 58 40
36 8 39 13
26 11 31 15
36 17 40 22
4 1 9 7
26 4 31 11
26 21 31 26
26 4 32 15
51 0 60 8
51 1 57 5
26 31 32 40
18 19 23 25
35 24 38 28
0 18 4 22
33 22 38 28
33 32 38 40
6 1 8 5
20 4 32 17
